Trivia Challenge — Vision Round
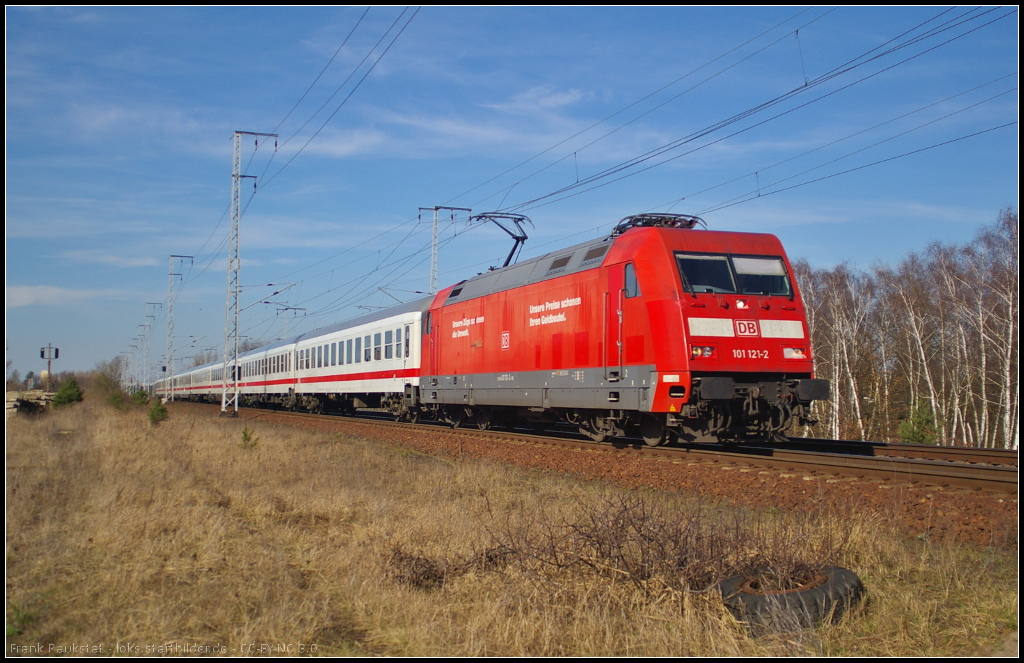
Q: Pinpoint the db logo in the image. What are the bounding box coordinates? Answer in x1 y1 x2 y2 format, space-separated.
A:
735 320 760 337
501 331 510 349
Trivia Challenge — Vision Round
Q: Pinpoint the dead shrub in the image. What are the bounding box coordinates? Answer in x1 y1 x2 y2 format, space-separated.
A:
488 494 853 597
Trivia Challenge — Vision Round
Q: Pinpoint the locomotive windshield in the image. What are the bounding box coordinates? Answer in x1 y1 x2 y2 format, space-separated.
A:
676 253 791 296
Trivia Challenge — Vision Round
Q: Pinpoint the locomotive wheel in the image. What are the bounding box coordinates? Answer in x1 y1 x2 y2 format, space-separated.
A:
446 406 464 429
473 407 492 431
640 414 666 447
716 566 863 634
580 416 608 443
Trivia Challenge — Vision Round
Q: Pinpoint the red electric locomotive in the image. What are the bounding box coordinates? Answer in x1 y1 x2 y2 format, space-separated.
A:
413 213 829 444
158 213 828 446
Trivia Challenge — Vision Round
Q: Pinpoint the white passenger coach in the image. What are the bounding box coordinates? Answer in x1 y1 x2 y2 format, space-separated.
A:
156 296 432 416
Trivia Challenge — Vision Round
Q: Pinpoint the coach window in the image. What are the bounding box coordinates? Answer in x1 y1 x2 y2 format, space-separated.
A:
624 263 641 298
385 331 393 359
374 333 382 361
305 348 311 369
404 325 410 357
355 337 362 363
347 338 354 364
395 328 402 358
364 335 371 362
330 342 335 366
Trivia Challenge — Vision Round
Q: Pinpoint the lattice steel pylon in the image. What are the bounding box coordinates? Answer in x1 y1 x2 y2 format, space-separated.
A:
419 206 471 295
144 303 161 394
222 131 276 416
167 255 192 402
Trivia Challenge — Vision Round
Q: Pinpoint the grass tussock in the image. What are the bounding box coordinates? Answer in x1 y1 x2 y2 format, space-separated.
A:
5 401 1017 656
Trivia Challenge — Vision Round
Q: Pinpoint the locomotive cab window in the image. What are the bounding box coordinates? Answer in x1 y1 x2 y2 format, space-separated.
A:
675 252 791 297
676 254 735 294
732 256 791 297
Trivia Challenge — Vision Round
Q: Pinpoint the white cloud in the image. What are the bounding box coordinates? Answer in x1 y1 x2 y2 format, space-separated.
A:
61 250 160 268
6 285 124 308
295 128 388 157
483 86 592 117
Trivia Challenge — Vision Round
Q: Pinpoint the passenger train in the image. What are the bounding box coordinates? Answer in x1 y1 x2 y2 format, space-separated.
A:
155 214 830 445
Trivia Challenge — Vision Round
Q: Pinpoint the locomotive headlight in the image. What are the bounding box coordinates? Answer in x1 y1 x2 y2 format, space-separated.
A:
783 347 807 360
691 345 716 359
736 299 748 309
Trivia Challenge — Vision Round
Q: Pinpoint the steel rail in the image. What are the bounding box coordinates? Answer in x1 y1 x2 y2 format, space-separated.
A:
202 404 1017 493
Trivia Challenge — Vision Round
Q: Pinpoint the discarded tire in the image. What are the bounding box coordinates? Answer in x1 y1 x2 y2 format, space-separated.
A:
716 566 863 634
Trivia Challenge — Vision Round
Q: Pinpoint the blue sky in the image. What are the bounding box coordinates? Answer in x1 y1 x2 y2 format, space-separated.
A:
6 7 1018 376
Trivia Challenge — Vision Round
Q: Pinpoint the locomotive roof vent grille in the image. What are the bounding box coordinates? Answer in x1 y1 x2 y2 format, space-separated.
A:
547 255 573 274
580 245 609 266
610 213 706 237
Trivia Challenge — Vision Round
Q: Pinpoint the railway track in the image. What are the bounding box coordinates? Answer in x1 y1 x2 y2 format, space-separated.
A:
203 404 1017 494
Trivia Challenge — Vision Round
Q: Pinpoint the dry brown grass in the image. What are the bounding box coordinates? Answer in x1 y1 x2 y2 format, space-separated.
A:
5 399 1017 656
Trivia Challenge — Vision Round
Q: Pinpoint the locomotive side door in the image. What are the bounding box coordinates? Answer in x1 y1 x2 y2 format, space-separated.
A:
427 310 439 381
604 264 625 381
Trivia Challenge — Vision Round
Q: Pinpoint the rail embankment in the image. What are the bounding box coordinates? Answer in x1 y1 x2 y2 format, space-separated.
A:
5 399 1017 656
